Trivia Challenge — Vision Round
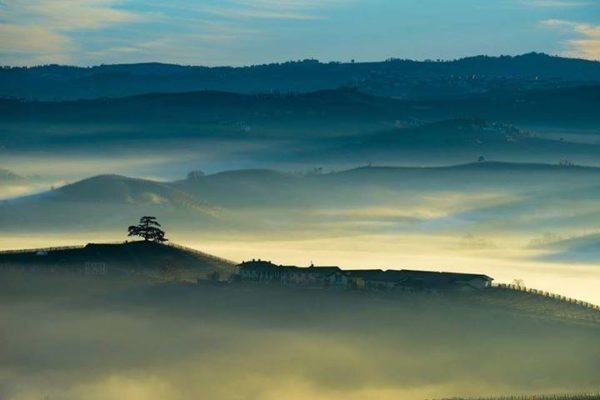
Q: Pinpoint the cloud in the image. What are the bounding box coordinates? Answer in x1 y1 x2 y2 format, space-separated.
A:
522 0 591 7
0 0 354 65
14 0 146 30
0 0 150 65
203 0 351 21
0 24 73 64
540 19 600 60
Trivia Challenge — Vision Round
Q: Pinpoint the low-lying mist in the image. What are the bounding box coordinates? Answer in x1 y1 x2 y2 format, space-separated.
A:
1 275 599 400
2 174 600 304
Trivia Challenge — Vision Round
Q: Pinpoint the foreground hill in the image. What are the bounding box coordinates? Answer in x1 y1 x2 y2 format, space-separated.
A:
1 273 599 399
2 53 600 100
0 241 235 279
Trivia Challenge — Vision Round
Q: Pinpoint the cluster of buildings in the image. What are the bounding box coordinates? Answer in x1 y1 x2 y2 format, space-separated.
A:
236 259 493 293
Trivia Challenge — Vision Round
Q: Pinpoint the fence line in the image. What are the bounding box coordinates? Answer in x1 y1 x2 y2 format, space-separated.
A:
492 283 600 311
0 245 87 254
436 393 600 400
0 241 235 266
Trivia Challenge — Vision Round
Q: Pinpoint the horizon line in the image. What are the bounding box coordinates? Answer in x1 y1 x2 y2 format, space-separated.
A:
3 51 598 70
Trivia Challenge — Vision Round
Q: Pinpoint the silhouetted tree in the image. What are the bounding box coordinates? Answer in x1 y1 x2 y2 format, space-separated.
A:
128 216 168 243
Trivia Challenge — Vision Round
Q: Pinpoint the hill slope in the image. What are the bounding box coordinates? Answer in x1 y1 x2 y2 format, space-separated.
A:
56 174 215 211
3 162 600 235
0 241 235 279
3 85 600 125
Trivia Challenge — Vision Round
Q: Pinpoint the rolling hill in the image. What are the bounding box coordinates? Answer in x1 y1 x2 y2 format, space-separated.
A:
2 85 600 126
0 241 235 279
2 85 599 169
0 88 403 125
6 161 600 209
3 162 600 236
56 174 215 211
2 53 600 100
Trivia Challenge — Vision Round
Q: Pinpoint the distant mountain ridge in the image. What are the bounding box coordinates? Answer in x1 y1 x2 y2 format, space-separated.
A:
3 53 600 100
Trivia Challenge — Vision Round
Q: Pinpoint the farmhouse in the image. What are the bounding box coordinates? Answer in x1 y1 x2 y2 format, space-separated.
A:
238 260 349 288
237 259 283 283
236 260 493 292
281 265 351 288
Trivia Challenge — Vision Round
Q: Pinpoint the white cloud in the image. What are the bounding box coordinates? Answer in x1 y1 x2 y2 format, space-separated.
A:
0 0 355 65
0 24 71 53
18 0 145 30
0 0 150 65
540 19 600 60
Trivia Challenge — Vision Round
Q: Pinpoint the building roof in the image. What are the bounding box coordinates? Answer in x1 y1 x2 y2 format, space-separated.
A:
308 266 342 274
346 269 493 284
346 269 385 280
280 265 342 276
237 260 280 271
398 269 493 282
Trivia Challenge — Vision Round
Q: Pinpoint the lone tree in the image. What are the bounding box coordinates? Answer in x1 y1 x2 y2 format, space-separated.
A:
128 216 168 243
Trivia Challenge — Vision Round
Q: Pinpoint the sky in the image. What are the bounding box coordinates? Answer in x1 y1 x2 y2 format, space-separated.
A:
0 0 599 66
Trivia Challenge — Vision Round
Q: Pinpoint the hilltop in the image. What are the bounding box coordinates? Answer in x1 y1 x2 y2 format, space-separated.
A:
0 241 235 280
2 53 600 100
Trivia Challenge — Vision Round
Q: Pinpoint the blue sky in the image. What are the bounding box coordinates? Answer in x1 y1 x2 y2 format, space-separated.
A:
1 0 599 66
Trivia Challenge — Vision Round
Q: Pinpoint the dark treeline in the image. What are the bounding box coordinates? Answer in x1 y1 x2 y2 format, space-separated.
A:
2 53 600 100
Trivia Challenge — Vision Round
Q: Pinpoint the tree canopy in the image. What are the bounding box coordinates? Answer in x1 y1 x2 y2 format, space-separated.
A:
128 216 168 243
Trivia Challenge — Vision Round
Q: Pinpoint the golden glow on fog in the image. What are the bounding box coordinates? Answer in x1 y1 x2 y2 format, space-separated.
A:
2 231 598 305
